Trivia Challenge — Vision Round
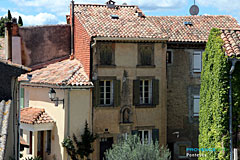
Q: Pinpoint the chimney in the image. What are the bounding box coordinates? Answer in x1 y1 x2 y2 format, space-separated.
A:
12 18 22 64
12 18 19 36
106 0 116 8
5 21 12 60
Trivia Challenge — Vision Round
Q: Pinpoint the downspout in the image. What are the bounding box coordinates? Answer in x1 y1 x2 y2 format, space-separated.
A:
17 80 21 160
67 89 71 160
71 0 75 55
229 59 237 160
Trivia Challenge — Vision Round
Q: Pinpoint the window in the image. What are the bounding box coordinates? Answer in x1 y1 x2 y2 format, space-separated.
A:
166 50 173 64
100 80 113 105
179 145 187 157
20 88 24 108
29 131 32 154
138 130 152 144
193 51 202 73
193 95 200 116
93 79 121 107
46 130 51 154
98 42 114 65
20 129 23 137
133 79 159 106
140 80 152 104
138 43 154 66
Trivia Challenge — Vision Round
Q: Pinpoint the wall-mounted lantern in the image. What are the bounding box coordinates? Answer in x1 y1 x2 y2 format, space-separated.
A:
48 88 64 107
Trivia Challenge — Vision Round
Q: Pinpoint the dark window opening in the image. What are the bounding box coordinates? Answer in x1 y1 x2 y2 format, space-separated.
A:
166 51 172 64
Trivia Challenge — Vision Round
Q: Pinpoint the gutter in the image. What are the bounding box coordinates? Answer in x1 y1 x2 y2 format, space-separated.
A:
20 82 94 89
93 37 169 42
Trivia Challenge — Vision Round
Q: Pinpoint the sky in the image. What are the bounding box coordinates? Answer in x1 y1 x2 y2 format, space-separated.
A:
0 0 240 26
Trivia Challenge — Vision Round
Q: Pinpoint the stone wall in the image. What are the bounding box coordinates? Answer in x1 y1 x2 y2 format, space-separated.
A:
19 25 71 68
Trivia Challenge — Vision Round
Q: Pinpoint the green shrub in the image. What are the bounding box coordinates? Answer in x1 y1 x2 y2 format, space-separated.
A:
199 28 240 159
105 135 171 160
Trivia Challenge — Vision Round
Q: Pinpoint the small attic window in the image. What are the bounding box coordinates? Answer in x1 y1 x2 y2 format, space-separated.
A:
111 15 119 19
184 21 193 26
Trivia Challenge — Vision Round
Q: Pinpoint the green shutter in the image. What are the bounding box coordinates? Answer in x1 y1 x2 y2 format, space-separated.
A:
133 80 140 106
114 80 121 107
152 79 159 105
20 88 24 108
152 129 159 144
93 80 100 107
131 130 138 135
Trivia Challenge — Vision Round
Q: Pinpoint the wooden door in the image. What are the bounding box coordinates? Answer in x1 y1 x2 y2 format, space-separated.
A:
100 137 113 160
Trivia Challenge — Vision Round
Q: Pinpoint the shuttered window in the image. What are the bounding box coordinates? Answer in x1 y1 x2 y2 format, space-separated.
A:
193 95 200 116
138 43 154 66
193 51 202 72
133 79 159 106
98 42 114 65
20 88 24 108
93 79 120 107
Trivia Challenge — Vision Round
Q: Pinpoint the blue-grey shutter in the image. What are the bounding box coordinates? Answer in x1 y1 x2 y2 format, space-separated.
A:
152 129 159 144
114 80 121 107
152 79 159 105
133 80 140 105
93 80 100 107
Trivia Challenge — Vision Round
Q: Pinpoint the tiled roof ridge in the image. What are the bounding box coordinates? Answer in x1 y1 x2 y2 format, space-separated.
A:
74 3 138 8
62 60 83 84
20 24 70 29
147 15 235 18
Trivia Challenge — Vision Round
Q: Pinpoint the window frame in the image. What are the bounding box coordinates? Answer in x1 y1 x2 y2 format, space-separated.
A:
97 42 115 66
193 95 200 117
139 79 153 105
166 50 173 65
138 130 152 144
138 43 155 66
192 51 203 73
99 80 114 106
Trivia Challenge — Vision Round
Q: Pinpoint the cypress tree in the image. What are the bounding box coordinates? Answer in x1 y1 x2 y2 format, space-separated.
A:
7 10 12 21
18 16 23 26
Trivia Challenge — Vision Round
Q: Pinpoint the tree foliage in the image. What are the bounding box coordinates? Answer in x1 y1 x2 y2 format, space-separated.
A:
18 16 23 26
62 121 97 160
105 135 171 160
199 28 240 159
0 16 8 37
7 10 12 21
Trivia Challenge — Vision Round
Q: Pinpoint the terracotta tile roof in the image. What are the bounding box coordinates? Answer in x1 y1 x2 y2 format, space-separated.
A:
149 15 240 43
221 29 240 57
20 107 54 124
20 136 29 147
74 4 168 39
19 59 93 86
0 59 31 71
0 38 5 60
74 3 240 42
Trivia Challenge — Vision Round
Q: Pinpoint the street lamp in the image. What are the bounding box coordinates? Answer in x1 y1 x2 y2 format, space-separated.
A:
48 88 64 107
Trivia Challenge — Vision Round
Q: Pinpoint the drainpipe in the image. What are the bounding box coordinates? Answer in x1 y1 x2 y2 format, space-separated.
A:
71 0 74 55
229 59 237 160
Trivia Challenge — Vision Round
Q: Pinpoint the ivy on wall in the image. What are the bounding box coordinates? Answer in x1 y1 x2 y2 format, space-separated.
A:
199 28 240 159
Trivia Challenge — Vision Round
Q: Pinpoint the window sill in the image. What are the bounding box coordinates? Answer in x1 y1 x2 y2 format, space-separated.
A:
135 104 156 108
136 65 156 68
97 64 116 68
96 105 114 107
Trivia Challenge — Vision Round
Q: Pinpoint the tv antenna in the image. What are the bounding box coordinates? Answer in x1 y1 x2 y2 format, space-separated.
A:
190 0 199 15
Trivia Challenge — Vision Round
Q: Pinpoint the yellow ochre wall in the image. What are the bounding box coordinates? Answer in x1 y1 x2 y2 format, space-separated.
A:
92 42 167 160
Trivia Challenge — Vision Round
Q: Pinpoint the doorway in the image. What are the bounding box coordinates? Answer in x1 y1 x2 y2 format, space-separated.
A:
100 137 113 160
37 131 44 158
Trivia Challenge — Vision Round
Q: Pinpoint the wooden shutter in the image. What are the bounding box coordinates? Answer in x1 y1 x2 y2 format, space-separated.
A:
114 80 121 107
131 130 138 135
100 43 112 65
193 51 202 72
133 80 140 105
152 129 159 144
152 79 159 105
93 80 100 107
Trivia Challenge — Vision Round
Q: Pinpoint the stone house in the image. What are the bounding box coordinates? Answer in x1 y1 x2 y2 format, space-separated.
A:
69 1 240 160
